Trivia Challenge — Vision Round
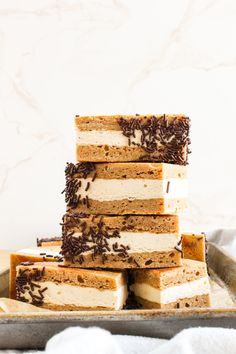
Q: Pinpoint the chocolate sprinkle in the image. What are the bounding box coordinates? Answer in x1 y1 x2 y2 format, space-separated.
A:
20 261 35 266
133 259 140 267
175 235 183 255
92 173 97 182
166 181 170 193
16 266 46 306
174 246 183 256
118 115 191 165
62 162 96 210
127 257 140 267
177 236 182 246
145 259 153 266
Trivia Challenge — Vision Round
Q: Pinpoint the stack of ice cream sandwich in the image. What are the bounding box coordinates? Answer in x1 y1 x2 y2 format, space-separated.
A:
11 115 211 311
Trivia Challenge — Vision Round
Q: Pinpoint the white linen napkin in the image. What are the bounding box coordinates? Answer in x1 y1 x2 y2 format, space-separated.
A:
22 326 236 354
207 229 236 259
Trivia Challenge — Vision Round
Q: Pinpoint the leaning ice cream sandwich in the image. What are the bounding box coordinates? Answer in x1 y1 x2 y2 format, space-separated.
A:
10 246 62 299
131 259 211 309
15 262 128 311
75 115 190 164
63 162 187 215
182 233 206 262
37 236 62 248
61 213 182 268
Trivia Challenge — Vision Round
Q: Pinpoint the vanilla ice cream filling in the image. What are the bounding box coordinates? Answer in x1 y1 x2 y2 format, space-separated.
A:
76 178 187 201
76 129 143 146
24 282 127 310
132 277 210 304
72 232 180 253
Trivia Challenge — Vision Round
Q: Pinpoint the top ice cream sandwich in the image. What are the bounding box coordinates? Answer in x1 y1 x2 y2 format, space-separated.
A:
75 114 190 164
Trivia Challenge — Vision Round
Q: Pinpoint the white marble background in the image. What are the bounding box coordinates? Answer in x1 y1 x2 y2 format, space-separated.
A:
0 0 236 250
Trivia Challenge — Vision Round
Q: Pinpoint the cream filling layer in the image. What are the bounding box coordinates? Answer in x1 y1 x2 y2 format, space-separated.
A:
76 129 142 146
76 178 188 201
131 277 211 304
25 282 128 310
19 247 61 257
72 232 180 253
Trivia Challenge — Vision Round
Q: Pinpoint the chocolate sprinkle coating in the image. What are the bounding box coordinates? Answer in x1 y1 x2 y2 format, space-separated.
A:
118 115 191 165
65 162 95 180
16 267 47 306
60 213 131 264
62 162 96 210
60 212 89 233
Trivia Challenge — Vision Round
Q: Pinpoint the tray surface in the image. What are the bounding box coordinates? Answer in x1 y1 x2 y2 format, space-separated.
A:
0 243 236 349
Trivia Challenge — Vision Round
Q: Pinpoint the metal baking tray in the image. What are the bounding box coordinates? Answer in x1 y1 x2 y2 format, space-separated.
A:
0 242 236 349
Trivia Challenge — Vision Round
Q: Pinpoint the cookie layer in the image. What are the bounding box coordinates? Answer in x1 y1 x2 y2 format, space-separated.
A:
63 250 182 269
62 214 179 234
132 259 207 289
135 294 211 309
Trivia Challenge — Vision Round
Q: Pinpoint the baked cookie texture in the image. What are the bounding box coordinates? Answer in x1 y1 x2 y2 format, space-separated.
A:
63 251 182 269
75 115 191 164
61 213 182 269
37 237 62 247
135 294 210 309
131 259 211 309
182 233 206 262
15 262 128 311
63 162 188 215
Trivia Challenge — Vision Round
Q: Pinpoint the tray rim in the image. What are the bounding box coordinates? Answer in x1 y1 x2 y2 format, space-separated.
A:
1 306 236 324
